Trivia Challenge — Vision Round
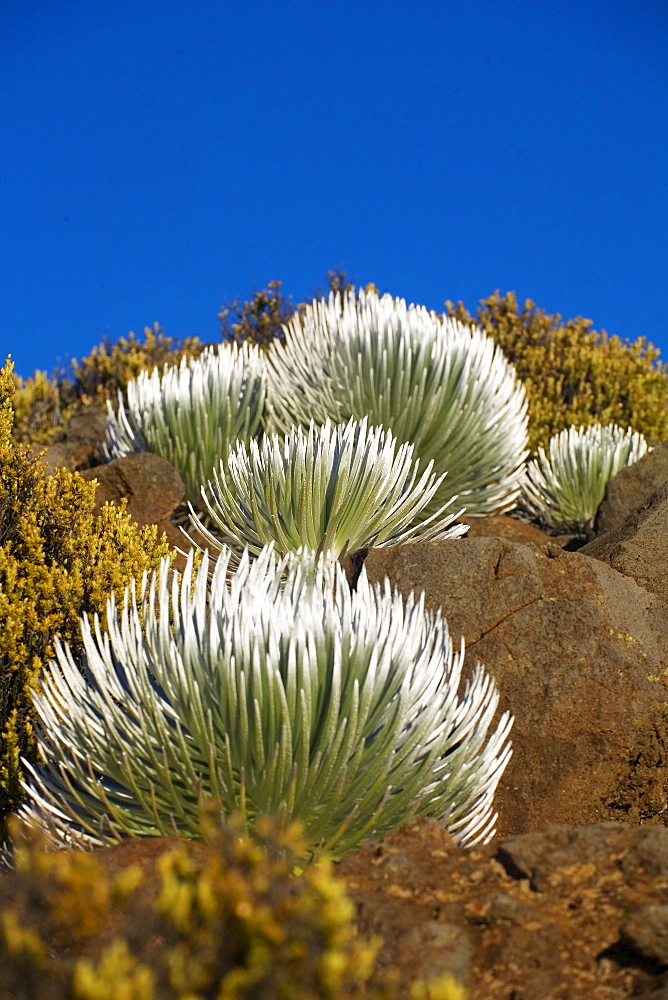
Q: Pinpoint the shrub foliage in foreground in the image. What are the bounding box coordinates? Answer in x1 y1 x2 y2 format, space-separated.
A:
0 358 172 838
21 546 512 859
0 814 400 1000
447 290 668 453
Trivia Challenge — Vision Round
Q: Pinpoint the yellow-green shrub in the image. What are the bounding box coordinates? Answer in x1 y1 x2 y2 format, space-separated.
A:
446 291 668 453
70 322 205 404
0 358 173 836
219 280 300 350
11 324 206 446
218 272 379 351
0 814 397 1000
9 369 68 447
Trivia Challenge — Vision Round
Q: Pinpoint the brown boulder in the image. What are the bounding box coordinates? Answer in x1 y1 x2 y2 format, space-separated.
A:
37 406 108 472
594 441 668 536
458 512 576 548
580 482 668 618
80 451 186 551
363 537 668 836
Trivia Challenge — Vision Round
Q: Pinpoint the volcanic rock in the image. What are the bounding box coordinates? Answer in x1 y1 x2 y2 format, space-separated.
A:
79 450 185 550
363 537 668 836
458 512 576 548
580 482 668 618
594 440 668 537
337 818 668 999
37 406 108 472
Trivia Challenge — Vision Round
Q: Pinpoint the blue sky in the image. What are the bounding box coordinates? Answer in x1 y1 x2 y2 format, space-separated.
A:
2 0 667 380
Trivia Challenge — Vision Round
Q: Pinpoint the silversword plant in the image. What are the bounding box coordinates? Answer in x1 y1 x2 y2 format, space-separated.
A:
190 416 468 561
516 422 650 536
20 546 512 859
105 342 266 506
265 288 529 518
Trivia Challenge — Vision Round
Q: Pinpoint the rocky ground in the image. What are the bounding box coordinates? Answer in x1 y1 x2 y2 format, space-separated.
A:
21 411 668 998
339 819 668 999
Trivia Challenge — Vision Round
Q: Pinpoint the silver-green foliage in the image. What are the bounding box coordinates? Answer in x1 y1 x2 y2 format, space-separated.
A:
104 342 266 506
190 416 468 561
265 288 529 518
516 423 650 536
20 546 513 858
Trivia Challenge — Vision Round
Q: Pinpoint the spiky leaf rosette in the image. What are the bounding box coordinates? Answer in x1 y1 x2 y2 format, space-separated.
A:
265 288 529 518
516 423 650 536
20 546 512 859
105 342 266 506
190 416 468 562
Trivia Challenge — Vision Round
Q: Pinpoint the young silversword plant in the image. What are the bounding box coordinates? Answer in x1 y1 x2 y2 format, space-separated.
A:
105 342 266 506
20 545 512 859
265 288 529 519
190 416 468 562
516 422 650 537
